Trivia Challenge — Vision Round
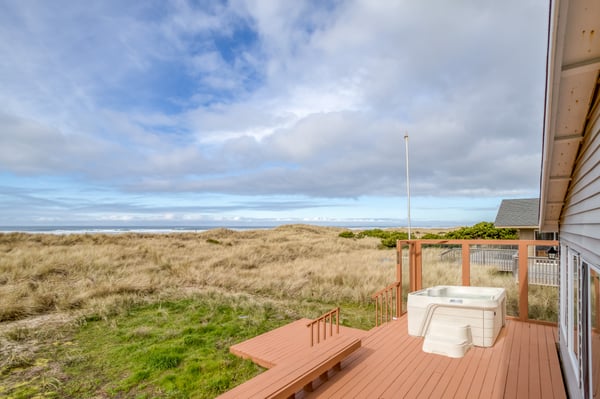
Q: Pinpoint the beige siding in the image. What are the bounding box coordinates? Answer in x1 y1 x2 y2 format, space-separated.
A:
561 95 600 265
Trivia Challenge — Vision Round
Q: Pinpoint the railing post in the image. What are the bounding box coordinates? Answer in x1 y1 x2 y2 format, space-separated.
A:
462 243 470 286
415 241 423 291
397 242 402 318
518 242 529 321
385 290 389 322
396 282 401 318
409 242 416 292
317 320 320 344
375 296 379 326
397 242 403 283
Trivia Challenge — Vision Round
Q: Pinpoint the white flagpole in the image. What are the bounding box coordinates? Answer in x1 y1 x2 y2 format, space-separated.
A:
404 133 411 240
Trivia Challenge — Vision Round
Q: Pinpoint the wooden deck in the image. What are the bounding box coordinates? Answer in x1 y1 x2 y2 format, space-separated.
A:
230 318 367 369
226 315 566 399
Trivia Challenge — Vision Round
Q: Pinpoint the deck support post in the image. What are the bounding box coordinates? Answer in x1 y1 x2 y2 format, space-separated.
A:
409 242 416 292
396 242 403 317
462 243 470 286
415 241 422 291
518 242 529 321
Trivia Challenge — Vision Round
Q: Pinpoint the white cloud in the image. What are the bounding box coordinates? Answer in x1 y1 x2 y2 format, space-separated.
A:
0 0 549 225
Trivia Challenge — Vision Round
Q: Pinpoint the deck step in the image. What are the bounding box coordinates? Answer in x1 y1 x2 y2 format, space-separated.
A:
423 323 472 358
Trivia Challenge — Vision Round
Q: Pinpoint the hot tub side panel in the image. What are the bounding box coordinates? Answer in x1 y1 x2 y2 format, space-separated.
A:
407 287 506 348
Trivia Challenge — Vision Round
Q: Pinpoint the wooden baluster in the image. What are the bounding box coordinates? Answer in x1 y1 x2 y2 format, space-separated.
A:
384 290 388 323
317 320 320 344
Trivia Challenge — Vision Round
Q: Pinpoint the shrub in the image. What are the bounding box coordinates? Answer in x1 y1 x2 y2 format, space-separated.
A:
338 231 356 239
421 233 444 239
338 229 408 248
444 222 517 240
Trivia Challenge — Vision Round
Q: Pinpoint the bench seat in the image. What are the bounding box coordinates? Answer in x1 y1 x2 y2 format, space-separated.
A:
217 335 361 399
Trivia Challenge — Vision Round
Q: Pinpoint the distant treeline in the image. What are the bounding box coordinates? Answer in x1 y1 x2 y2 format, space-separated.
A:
339 222 518 248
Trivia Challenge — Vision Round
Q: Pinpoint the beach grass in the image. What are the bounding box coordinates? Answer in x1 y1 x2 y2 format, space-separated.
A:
0 225 395 323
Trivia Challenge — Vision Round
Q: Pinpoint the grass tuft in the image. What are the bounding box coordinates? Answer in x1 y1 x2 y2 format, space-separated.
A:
147 350 184 371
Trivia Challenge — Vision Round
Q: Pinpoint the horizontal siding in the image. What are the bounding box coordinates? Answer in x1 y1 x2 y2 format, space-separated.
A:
561 207 600 224
562 95 600 265
564 110 600 206
560 231 600 266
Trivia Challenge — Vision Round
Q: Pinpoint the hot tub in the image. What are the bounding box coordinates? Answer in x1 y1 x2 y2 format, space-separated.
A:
408 285 506 348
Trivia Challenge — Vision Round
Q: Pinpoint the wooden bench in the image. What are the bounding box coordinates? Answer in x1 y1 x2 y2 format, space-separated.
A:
217 335 361 399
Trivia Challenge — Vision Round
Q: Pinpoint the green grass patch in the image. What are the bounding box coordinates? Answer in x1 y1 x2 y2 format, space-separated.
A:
60 294 297 398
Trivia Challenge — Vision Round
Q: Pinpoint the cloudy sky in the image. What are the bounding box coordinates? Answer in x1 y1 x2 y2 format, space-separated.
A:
0 0 549 227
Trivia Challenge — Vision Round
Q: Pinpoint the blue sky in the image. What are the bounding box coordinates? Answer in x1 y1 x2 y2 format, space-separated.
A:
0 0 549 227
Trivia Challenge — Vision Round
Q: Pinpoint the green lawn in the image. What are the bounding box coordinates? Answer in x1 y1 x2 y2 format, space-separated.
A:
61 296 298 399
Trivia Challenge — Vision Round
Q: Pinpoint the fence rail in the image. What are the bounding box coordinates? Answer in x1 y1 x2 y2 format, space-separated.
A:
440 247 516 271
307 307 340 347
439 247 559 286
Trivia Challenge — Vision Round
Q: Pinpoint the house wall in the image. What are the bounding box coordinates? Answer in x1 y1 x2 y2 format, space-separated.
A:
518 228 535 240
517 229 537 257
560 95 600 266
559 86 600 399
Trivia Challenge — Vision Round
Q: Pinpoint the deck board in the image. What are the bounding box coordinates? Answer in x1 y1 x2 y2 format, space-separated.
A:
226 315 566 399
465 333 493 398
415 357 452 398
529 324 542 398
546 325 566 399
516 322 530 398
309 316 566 399
325 321 419 398
538 324 554 399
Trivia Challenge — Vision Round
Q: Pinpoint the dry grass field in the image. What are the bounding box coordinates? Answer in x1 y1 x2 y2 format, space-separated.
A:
0 225 400 324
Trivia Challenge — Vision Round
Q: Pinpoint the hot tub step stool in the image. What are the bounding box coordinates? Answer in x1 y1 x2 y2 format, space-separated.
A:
422 323 473 358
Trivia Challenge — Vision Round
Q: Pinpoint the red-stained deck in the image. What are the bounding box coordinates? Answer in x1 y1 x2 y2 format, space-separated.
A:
226 315 566 399
230 318 368 369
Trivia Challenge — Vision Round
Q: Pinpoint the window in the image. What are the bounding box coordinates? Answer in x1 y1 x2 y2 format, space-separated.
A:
589 268 600 397
566 248 581 376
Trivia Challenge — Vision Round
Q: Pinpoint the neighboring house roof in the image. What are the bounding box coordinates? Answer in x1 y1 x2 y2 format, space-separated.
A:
494 198 539 228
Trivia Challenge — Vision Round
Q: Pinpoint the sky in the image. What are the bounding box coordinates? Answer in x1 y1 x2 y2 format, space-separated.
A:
0 0 550 228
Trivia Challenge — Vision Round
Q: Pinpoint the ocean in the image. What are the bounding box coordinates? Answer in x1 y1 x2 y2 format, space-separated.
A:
0 221 407 235
0 225 282 235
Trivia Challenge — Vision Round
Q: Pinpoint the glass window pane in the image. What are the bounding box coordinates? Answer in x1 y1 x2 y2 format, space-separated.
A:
574 256 579 360
591 269 600 398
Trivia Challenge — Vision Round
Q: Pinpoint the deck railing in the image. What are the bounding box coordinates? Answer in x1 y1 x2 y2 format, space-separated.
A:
307 307 340 347
392 239 559 323
372 281 401 327
440 247 516 271
439 247 560 286
373 240 560 325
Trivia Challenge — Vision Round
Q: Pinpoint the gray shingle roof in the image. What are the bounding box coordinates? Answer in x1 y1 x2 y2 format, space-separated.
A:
494 198 539 228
